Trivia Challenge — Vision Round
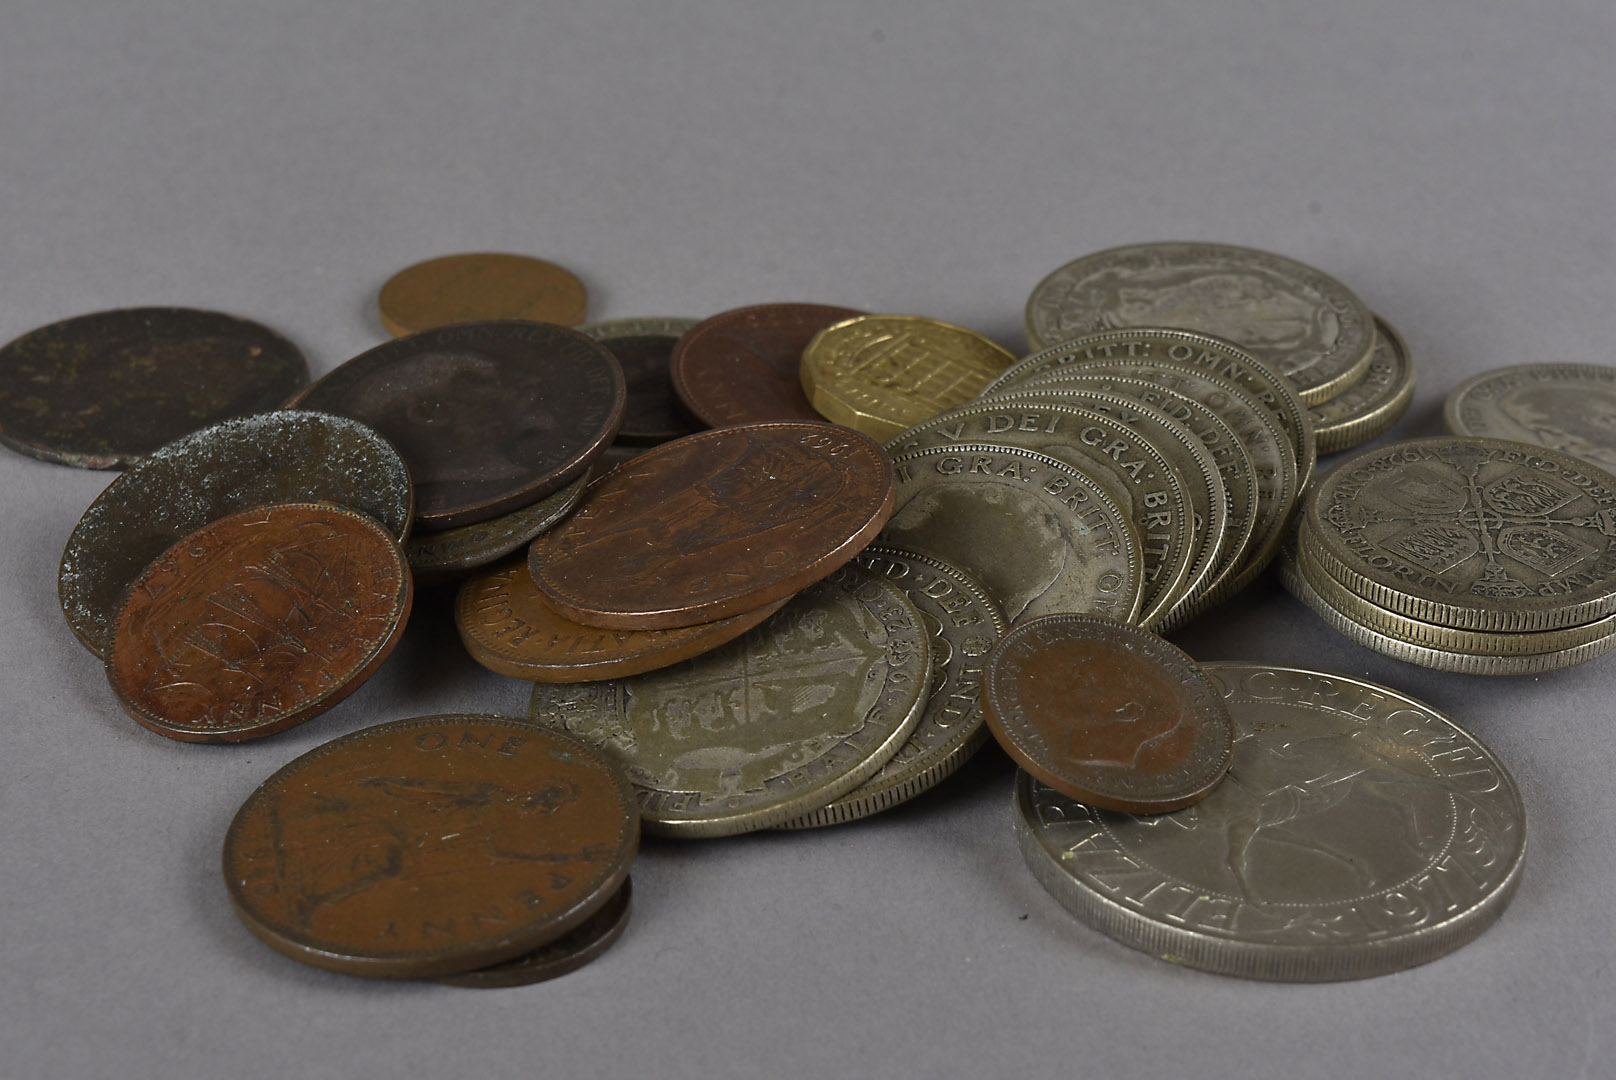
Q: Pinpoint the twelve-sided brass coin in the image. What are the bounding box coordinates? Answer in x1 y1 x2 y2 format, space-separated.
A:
0 307 307 470
224 715 639 979
377 253 588 336
983 614 1233 813
108 503 412 742
294 320 625 529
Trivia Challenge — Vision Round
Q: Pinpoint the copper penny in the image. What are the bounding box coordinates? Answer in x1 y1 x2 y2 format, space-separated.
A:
0 307 307 469
377 253 588 336
578 322 704 444
107 503 412 743
529 422 896 630
455 559 788 681
223 714 639 979
669 303 862 427
293 320 625 529
435 878 632 989
981 614 1234 813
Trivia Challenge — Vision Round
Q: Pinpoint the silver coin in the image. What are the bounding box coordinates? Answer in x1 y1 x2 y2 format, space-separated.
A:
578 317 700 340
1014 662 1526 981
1311 316 1417 454
1444 362 1616 473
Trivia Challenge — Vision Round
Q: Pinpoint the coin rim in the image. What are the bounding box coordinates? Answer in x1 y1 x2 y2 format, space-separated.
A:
433 877 633 989
1312 316 1417 454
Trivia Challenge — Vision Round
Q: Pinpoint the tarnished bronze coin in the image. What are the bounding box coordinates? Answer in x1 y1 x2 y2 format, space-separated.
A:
436 878 632 989
455 559 788 681
669 303 862 427
107 503 412 743
406 471 590 585
0 307 307 469
982 614 1233 813
579 319 703 444
377 253 588 336
294 321 625 529
224 715 639 979
530 422 895 630
59 411 413 658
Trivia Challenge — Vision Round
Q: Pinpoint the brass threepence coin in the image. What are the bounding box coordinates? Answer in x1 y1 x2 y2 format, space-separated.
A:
294 320 625 529
799 314 1016 441
528 567 931 838
1310 316 1416 454
1444 362 1616 472
406 471 591 585
0 307 307 469
59 410 413 658
530 422 895 630
983 614 1233 813
107 503 412 742
579 319 703 444
436 878 633 989
377 253 588 336
882 444 1145 626
1302 436 1616 632
1013 663 1526 981
1024 242 1375 405
776 546 1008 828
455 559 788 681
885 401 1197 630
669 302 863 427
224 715 639 978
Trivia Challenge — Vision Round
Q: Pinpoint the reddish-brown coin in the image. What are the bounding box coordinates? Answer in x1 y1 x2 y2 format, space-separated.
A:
435 877 633 989
455 559 789 681
107 503 412 743
223 714 639 979
530 422 896 630
981 614 1233 813
669 303 863 427
293 320 625 529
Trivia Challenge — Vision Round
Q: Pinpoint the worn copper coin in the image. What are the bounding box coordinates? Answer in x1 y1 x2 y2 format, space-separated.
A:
530 422 895 630
669 303 862 427
377 253 588 336
455 559 788 681
436 878 632 989
294 320 625 529
107 503 412 742
0 307 307 469
224 715 639 978
406 471 590 585
579 319 703 444
984 614 1233 813
528 566 931 837
1444 361 1616 472
59 410 413 658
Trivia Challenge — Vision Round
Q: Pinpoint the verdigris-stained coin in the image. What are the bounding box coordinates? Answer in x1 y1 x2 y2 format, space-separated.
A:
294 320 625 529
530 422 895 630
579 326 704 444
59 410 413 658
107 503 412 742
1014 662 1526 981
1024 243 1375 405
406 471 590 584
528 567 931 838
455 559 788 682
1302 436 1616 632
378 253 588 336
1312 317 1416 454
1444 361 1616 472
224 715 639 978
776 546 1007 828
983 614 1232 813
435 877 632 989
883 444 1144 626
669 303 862 427
0 307 307 469
800 315 1016 441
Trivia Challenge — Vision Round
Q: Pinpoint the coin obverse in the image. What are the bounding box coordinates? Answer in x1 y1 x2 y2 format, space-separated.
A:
436 878 633 989
108 503 413 742
983 614 1233 813
59 410 414 658
670 303 863 427
0 307 308 469
224 715 640 979
377 253 588 336
1014 662 1526 981
1444 362 1616 473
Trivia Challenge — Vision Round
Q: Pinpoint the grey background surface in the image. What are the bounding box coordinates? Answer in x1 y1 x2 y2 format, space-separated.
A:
2 2 1612 1078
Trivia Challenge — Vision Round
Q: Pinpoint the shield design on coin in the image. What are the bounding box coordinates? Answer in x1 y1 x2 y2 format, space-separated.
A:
1375 465 1466 514
1483 471 1579 517
1383 523 1479 574
1497 526 1594 577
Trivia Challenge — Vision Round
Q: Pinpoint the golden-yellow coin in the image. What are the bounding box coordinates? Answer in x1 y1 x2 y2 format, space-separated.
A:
801 315 1015 440
377 252 587 336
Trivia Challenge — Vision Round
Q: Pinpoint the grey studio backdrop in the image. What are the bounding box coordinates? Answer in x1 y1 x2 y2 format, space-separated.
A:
1 2 1611 1078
